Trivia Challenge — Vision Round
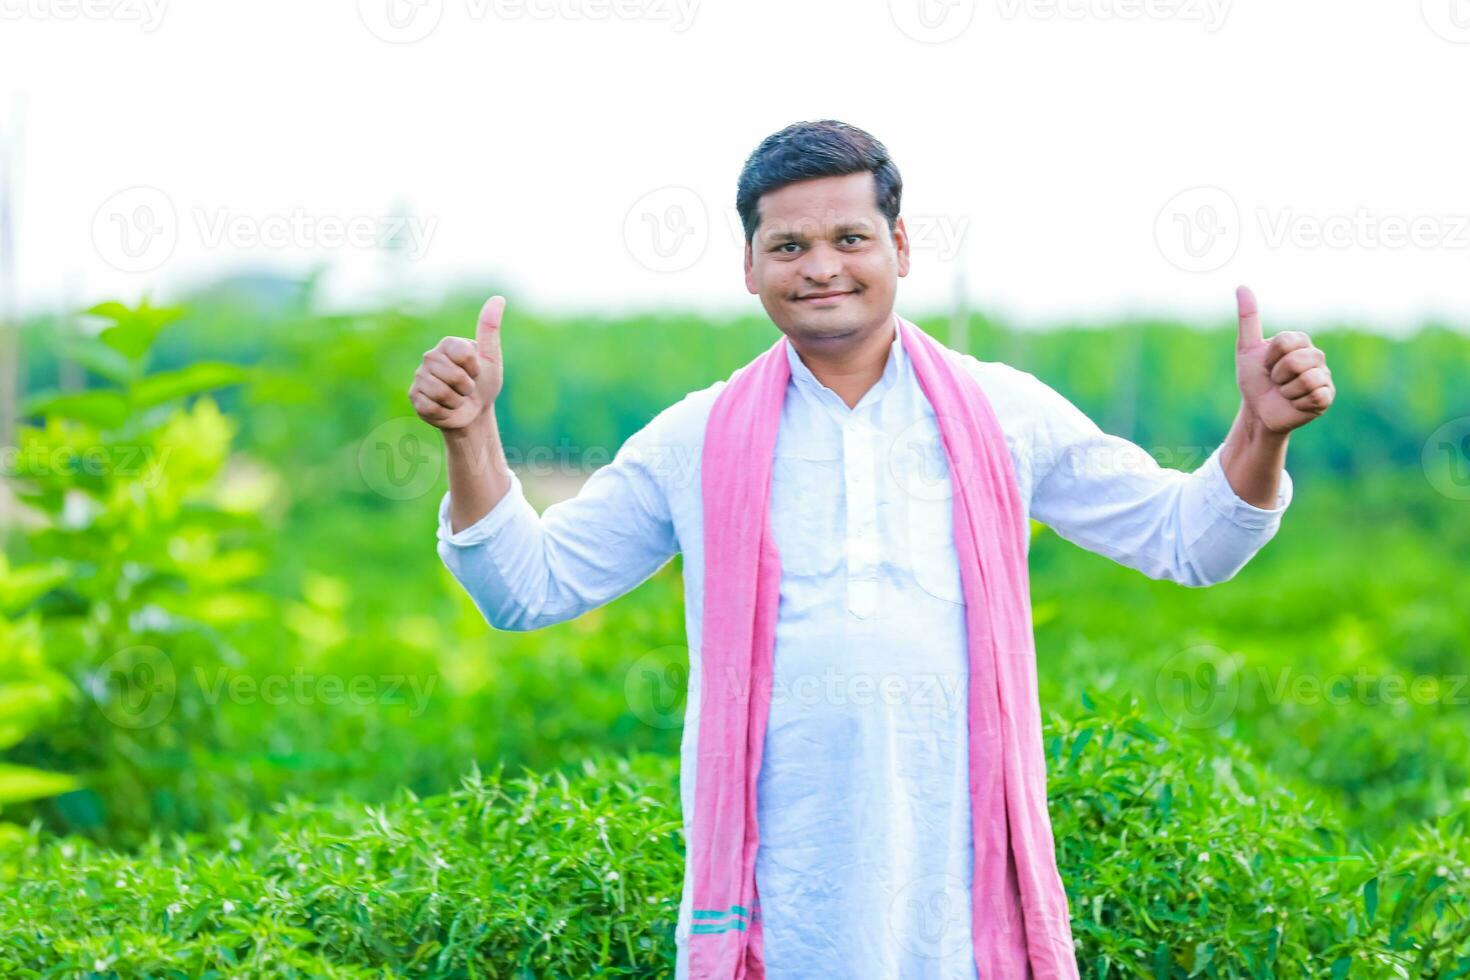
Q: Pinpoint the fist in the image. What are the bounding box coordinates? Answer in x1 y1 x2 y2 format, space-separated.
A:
1234 285 1334 435
409 295 506 431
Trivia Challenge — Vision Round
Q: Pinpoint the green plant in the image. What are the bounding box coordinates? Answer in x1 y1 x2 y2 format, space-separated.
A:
3 299 265 842
2 697 1466 977
0 576 77 836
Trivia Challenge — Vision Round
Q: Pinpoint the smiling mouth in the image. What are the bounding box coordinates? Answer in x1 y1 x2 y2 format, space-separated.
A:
796 291 854 303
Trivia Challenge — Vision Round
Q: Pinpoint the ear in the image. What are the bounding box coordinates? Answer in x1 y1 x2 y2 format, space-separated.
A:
893 215 912 278
744 239 758 294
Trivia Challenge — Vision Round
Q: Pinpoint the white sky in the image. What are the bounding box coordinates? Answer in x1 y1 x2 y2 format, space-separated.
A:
1 0 1467 335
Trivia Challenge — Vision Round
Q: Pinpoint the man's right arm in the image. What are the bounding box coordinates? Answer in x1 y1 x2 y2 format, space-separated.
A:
434 412 679 632
412 295 680 632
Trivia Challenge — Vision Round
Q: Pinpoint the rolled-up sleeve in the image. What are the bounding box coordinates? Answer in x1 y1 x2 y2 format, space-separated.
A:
1022 370 1291 588
436 421 680 631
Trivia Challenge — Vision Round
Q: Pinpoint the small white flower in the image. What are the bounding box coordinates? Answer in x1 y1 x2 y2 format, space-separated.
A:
595 816 606 826
1198 852 1211 863
94 960 107 972
296 862 308 874
114 878 126 888
167 902 182 915
355 856 367 867
605 870 620 882
222 900 236 914
61 844 75 858
228 839 242 853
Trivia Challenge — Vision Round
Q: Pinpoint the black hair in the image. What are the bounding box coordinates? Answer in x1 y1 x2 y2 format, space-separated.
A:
735 120 903 247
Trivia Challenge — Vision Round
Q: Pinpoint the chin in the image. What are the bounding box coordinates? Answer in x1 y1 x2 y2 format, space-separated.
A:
792 317 862 344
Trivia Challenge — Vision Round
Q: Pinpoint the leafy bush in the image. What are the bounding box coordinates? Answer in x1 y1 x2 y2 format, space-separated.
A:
0 592 77 832
1 752 683 977
2 695 1466 977
2 300 270 843
1052 692 1470 977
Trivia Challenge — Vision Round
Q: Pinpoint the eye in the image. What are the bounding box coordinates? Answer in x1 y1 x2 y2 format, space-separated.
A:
841 234 866 246
775 242 800 254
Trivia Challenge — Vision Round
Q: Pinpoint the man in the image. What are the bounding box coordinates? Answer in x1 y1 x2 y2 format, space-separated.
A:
409 120 1333 978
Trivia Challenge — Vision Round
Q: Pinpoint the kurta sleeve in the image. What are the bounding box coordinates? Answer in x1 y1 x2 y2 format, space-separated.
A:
1018 367 1292 587
435 414 680 630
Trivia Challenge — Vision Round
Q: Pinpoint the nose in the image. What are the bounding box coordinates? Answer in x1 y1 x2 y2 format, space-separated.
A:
796 241 842 285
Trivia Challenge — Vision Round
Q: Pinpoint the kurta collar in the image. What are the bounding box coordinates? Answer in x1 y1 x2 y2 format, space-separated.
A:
783 313 905 409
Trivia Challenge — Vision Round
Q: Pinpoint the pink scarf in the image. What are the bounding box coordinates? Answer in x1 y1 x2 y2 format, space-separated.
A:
689 312 1079 979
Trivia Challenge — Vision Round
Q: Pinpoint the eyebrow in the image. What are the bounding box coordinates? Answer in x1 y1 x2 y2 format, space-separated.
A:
762 221 874 245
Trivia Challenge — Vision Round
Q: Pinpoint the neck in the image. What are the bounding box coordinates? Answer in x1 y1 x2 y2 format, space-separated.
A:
788 314 898 410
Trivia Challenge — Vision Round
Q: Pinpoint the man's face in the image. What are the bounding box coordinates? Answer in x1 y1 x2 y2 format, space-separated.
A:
744 171 910 351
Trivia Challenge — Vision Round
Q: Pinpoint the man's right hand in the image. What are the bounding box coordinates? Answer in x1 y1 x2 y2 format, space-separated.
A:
409 295 507 431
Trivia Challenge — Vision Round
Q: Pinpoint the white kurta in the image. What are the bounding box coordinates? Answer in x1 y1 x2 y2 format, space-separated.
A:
436 323 1292 978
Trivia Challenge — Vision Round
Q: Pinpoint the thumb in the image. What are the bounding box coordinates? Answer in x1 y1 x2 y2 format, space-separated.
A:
476 295 506 356
1235 284 1263 352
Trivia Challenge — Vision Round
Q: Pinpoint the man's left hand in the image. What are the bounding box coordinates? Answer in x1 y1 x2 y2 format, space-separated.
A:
1234 285 1335 435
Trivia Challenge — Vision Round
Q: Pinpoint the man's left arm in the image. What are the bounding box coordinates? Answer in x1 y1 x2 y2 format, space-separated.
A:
1021 285 1335 587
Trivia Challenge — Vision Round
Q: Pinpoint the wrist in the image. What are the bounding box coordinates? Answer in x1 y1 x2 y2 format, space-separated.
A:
442 407 495 446
1238 402 1290 448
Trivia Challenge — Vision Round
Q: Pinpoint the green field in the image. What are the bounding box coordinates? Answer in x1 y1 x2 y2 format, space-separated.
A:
1 288 1467 976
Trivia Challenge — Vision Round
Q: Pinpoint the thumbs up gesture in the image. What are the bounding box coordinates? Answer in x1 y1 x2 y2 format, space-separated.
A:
1233 285 1334 435
409 295 506 431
